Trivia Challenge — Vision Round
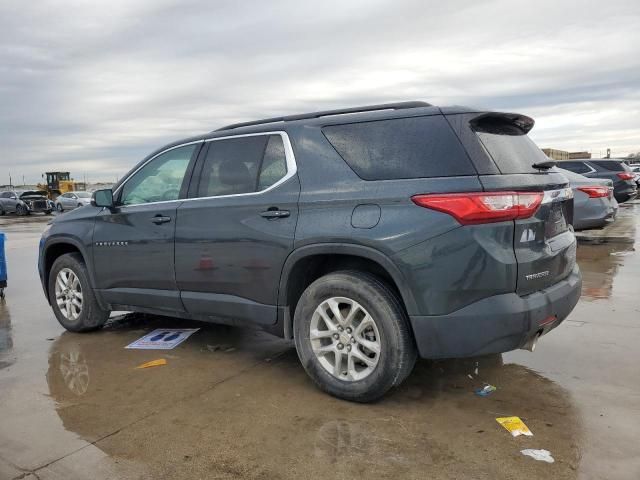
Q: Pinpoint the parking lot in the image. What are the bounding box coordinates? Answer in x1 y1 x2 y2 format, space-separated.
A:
0 205 638 480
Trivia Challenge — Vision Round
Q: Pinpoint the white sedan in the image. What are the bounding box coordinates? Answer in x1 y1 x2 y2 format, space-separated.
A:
55 192 92 212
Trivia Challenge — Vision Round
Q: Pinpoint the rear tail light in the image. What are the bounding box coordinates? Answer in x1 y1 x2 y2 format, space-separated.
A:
617 172 635 180
577 186 610 198
411 191 543 225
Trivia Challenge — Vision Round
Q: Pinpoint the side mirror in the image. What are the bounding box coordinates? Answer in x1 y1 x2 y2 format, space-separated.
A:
92 189 114 209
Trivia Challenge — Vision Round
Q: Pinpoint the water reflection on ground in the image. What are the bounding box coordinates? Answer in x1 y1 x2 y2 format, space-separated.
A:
43 314 582 479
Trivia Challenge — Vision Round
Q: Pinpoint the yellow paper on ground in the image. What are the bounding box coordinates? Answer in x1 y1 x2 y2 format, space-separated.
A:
496 416 533 437
136 359 167 369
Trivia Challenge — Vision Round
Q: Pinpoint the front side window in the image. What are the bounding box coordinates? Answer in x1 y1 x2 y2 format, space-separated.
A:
198 134 288 197
120 144 196 205
0 192 11 198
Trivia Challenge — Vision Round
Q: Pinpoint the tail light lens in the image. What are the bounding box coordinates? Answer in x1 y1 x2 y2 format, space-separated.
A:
617 172 634 180
411 192 543 225
577 186 610 198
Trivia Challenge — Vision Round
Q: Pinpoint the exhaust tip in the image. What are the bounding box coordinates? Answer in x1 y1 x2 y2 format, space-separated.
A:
522 332 542 352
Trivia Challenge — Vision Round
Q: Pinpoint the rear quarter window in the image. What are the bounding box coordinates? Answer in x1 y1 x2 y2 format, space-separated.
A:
591 160 628 172
560 162 592 174
322 115 475 180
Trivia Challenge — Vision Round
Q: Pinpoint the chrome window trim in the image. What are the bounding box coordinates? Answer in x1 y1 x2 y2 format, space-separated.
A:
114 131 297 208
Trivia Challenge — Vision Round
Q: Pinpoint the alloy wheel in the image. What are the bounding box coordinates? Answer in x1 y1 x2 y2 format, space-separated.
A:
55 268 83 321
310 297 381 381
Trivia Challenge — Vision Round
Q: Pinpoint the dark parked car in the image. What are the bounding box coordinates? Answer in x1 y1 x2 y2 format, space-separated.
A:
0 190 53 216
39 101 581 401
554 167 617 230
559 159 637 203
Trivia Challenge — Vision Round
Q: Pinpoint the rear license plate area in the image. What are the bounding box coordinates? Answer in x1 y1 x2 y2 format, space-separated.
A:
544 202 568 239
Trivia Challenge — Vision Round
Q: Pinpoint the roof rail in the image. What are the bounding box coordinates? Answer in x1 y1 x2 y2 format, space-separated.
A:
214 101 432 132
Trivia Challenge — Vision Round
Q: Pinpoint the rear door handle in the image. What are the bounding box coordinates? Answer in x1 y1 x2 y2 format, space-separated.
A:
151 215 172 224
260 209 290 219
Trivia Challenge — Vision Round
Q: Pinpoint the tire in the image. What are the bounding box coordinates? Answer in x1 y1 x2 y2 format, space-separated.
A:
48 253 110 332
45 210 52 215
293 270 417 402
0 206 4 216
56 203 64 212
16 204 27 216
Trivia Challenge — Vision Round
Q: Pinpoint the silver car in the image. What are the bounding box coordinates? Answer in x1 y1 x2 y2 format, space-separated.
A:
556 167 617 230
55 191 92 212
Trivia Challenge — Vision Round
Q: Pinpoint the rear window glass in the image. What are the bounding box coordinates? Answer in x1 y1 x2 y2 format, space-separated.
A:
474 124 548 175
322 116 475 180
591 160 627 172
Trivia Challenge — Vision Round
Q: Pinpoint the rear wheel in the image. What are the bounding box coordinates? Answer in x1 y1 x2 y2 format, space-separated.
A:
293 271 416 402
0 206 4 216
48 253 109 332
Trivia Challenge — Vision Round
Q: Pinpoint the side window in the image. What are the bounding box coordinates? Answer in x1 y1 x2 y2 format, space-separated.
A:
323 116 475 180
120 144 196 206
0 192 11 198
258 135 287 190
198 134 288 197
562 162 590 174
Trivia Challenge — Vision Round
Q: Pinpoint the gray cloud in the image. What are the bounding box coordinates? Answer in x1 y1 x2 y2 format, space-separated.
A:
1 0 639 184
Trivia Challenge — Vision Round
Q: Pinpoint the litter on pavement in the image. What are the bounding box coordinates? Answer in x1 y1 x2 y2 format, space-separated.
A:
126 328 200 350
136 359 167 369
521 449 555 463
496 416 533 437
475 384 497 396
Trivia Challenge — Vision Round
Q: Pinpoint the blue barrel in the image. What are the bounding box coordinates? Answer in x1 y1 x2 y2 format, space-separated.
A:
0 232 6 290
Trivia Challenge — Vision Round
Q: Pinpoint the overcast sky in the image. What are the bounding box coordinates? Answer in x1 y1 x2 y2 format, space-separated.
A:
1 0 639 184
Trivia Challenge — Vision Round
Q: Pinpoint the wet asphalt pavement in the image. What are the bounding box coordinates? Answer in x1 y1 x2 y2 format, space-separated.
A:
0 206 639 480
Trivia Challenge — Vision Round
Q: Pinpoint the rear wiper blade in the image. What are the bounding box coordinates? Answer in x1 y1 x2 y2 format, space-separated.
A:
532 160 556 170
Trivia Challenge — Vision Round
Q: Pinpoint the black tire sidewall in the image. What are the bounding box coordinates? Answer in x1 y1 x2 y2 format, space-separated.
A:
294 272 413 402
48 253 108 332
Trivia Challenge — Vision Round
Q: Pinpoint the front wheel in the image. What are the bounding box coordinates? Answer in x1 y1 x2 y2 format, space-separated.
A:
56 203 64 212
48 253 110 332
294 271 416 402
16 204 27 216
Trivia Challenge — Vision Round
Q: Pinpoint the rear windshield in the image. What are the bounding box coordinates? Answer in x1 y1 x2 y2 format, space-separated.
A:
322 115 475 180
473 117 548 174
591 160 628 172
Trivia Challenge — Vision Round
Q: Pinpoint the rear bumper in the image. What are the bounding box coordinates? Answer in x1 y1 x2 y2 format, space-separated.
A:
614 183 637 203
409 266 582 359
573 198 616 230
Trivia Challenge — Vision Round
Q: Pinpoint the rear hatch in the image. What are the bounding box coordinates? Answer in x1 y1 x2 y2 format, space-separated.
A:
454 112 577 295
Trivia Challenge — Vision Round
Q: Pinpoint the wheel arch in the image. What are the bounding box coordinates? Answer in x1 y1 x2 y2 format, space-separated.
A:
277 243 417 339
42 239 101 306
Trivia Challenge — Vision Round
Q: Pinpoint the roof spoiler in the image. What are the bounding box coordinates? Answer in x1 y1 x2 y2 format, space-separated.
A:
470 112 535 134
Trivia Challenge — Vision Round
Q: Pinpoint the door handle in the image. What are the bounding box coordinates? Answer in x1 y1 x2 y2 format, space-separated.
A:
260 209 290 219
151 215 172 224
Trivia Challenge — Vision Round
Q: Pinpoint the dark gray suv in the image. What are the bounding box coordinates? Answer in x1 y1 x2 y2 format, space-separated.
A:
39 101 581 402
